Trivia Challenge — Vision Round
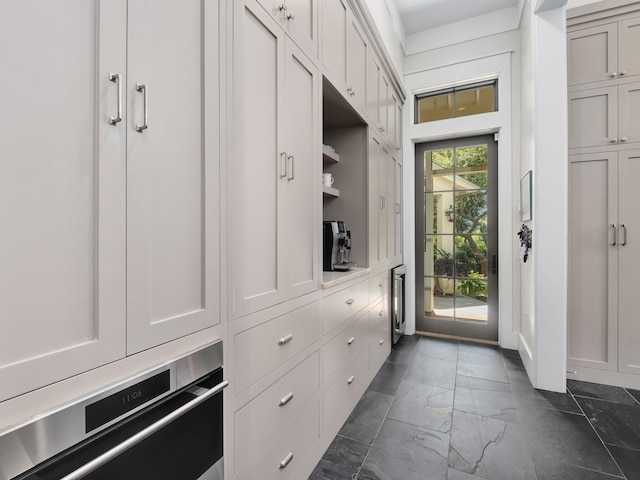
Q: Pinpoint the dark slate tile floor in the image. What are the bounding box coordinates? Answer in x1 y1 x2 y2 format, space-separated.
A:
309 334 640 480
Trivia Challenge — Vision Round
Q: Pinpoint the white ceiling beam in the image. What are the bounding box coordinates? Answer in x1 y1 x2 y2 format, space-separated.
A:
535 0 568 13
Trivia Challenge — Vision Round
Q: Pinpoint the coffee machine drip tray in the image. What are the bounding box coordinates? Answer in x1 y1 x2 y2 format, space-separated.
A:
333 262 355 271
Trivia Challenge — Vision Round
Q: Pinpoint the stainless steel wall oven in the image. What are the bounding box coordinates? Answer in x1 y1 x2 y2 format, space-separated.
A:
1 341 226 480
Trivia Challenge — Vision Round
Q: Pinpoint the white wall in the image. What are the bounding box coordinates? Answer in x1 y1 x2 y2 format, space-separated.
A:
360 0 405 75
566 0 603 7
402 32 521 350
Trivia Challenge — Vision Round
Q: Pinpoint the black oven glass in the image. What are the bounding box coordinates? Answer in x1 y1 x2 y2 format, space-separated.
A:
17 368 223 480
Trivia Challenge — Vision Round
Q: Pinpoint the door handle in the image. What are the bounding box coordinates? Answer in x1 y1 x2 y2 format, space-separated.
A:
135 84 148 132
492 254 497 275
108 73 122 125
287 155 294 181
621 224 627 246
611 223 617 246
280 152 288 179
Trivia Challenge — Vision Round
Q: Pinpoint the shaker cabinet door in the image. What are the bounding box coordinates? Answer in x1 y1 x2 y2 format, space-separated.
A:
126 0 220 353
568 23 617 86
0 0 127 401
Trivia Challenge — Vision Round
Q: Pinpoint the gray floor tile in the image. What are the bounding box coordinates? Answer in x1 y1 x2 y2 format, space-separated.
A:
387 380 454 433
509 367 582 414
418 337 459 362
308 435 370 480
533 462 625 480
448 410 536 480
368 361 408 396
627 388 640 405
405 355 457 390
457 360 509 384
458 349 505 370
359 418 449 480
459 341 502 358
502 352 527 372
607 444 640 480
454 386 519 424
339 390 394 445
447 468 486 480
568 379 638 405
519 405 622 477
455 374 512 392
577 397 640 451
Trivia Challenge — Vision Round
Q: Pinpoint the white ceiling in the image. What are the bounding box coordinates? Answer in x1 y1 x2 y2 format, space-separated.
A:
391 0 521 35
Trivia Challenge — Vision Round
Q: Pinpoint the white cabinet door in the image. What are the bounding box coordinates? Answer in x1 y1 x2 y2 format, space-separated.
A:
618 81 640 145
378 143 390 266
379 74 391 138
321 0 348 89
368 134 389 269
232 1 318 317
126 0 220 353
281 37 320 298
568 152 618 372
568 23 617 85
346 13 367 113
617 149 640 375
367 52 382 128
568 86 618 148
256 0 318 59
618 17 640 80
0 0 127 401
390 155 403 263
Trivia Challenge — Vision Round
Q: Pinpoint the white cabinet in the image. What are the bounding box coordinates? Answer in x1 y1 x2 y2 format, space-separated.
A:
569 82 640 148
256 0 318 58
568 17 640 86
367 52 383 128
0 0 220 401
232 0 319 318
390 154 403 264
321 0 367 112
368 134 390 269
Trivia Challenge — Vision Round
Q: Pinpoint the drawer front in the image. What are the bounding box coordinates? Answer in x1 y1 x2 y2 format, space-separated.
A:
323 309 369 382
369 270 390 303
370 298 391 371
237 395 320 480
322 279 369 335
323 345 370 435
234 301 321 393
234 352 319 473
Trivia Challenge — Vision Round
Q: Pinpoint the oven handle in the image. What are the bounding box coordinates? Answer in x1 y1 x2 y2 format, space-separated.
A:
60 379 229 480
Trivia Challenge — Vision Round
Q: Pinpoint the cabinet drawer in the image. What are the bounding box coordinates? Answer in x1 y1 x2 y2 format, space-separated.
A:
322 279 369 335
234 301 321 393
237 395 320 480
369 270 390 303
370 298 391 371
235 352 319 473
323 345 370 435
323 310 369 382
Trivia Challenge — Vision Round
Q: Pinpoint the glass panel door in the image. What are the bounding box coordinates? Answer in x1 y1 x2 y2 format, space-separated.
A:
414 135 498 341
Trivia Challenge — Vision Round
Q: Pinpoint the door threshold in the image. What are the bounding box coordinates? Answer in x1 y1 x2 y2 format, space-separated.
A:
415 330 499 346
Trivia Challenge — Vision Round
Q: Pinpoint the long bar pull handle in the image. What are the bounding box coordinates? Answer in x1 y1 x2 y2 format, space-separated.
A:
621 224 627 246
611 224 617 246
279 391 294 407
109 73 122 125
278 334 294 346
280 152 288 179
288 155 295 181
60 380 228 480
135 84 148 132
279 452 294 469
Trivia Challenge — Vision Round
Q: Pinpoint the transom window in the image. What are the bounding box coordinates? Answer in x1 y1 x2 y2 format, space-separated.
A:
415 81 497 124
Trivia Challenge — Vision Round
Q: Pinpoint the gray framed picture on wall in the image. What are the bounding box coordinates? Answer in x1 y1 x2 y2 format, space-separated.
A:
520 170 532 221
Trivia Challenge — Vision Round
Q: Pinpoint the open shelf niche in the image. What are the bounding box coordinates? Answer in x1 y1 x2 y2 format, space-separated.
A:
322 78 369 269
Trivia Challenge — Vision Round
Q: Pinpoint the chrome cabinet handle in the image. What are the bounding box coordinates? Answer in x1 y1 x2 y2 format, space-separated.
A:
379 310 384 316
347 375 355 384
279 391 294 407
279 452 294 469
379 127 385 132
622 224 627 246
278 334 294 345
347 336 355 345
621 137 628 143
135 84 148 132
611 223 617 246
610 138 618 143
346 298 355 305
287 155 294 181
286 11 295 20
278 2 287 11
109 73 122 125
280 152 288 179
59 380 228 480
620 70 627 76
379 281 383 287
379 339 385 345
610 72 618 77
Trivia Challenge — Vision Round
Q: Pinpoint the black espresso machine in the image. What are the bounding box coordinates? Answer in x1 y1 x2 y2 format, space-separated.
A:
323 221 355 271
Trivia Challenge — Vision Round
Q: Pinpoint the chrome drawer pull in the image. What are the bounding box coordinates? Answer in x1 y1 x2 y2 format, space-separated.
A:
135 83 148 132
59 380 229 480
611 224 617 246
347 336 355 346
346 298 355 305
379 281 383 287
622 224 628 246
108 73 122 125
279 391 294 407
278 334 294 346
279 452 294 469
379 339 385 345
347 375 355 385
379 311 384 316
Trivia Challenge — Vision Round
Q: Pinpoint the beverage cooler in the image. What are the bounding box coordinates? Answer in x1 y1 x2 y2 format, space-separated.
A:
392 265 407 344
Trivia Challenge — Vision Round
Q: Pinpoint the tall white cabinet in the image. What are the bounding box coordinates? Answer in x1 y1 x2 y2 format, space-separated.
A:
567 3 640 387
0 0 220 402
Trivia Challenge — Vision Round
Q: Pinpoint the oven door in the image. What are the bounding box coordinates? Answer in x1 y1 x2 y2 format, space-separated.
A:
15 369 226 480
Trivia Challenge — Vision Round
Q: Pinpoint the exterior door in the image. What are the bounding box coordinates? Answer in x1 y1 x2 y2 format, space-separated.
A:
414 136 498 341
126 0 220 353
0 0 127 401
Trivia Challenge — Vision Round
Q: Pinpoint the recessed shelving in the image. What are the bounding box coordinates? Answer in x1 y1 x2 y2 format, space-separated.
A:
322 146 340 163
322 185 340 197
